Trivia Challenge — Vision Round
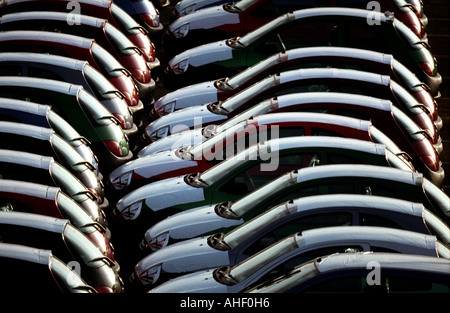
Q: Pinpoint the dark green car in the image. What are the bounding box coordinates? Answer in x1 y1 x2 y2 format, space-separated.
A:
166 7 441 92
0 76 132 172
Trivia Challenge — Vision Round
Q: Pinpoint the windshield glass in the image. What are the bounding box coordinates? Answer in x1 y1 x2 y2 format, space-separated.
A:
91 43 124 78
51 134 91 173
50 162 93 202
391 81 424 115
238 13 293 46
392 59 421 88
63 223 108 267
111 3 143 35
230 234 299 282
83 64 118 100
422 179 450 219
47 110 83 142
78 89 114 126
391 106 427 142
231 171 298 217
215 99 276 134
104 22 136 56
200 144 259 185
393 19 421 46
224 202 291 249
226 53 282 89
221 75 279 112
190 121 249 159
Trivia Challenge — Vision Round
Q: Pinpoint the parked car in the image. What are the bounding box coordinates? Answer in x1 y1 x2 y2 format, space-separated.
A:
111 112 415 191
244 252 450 293
0 0 159 71
0 11 155 105
164 0 425 56
0 30 142 109
149 68 441 151
154 46 440 126
0 53 139 132
0 97 102 180
0 77 133 172
141 193 450 254
113 138 433 227
0 121 107 211
134 226 449 289
121 164 450 240
114 0 163 37
143 90 444 186
165 8 441 94
0 211 124 293
405 0 427 28
0 179 114 256
0 243 97 293
0 149 108 227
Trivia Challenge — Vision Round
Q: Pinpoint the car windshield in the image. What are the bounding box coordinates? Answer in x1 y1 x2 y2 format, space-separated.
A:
229 170 299 218
422 209 450 246
223 53 283 90
62 223 112 268
228 234 299 283
199 144 260 185
391 81 425 115
91 43 125 78
50 162 95 202
104 22 138 56
393 19 422 47
215 98 277 134
83 64 120 100
77 89 115 126
50 255 96 293
220 75 279 113
51 134 92 173
422 179 450 219
55 191 97 230
224 202 292 249
110 3 145 35
392 59 423 89
189 121 251 160
47 109 86 144
235 13 293 46
391 106 428 142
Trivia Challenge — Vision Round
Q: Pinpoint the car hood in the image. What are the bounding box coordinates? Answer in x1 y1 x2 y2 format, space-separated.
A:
145 203 243 242
136 236 230 276
138 128 206 157
149 268 228 293
116 175 205 214
170 5 238 32
110 149 199 184
168 40 232 68
145 104 227 141
153 81 218 115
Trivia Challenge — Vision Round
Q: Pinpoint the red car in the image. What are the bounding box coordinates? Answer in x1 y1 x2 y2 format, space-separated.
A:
0 30 142 112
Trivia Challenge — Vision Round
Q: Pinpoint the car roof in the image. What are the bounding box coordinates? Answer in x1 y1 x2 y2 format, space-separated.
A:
0 121 54 141
0 11 108 28
291 7 392 22
286 194 425 218
254 111 372 131
270 92 393 114
0 52 88 72
260 136 386 157
0 179 59 201
316 251 450 274
0 211 68 234
0 30 94 49
295 226 437 252
0 242 52 265
295 164 421 186
0 149 54 170
284 46 394 66
0 76 81 96
0 97 51 117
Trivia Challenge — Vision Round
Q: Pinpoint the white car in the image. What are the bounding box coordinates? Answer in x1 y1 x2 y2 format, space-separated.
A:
141 226 449 290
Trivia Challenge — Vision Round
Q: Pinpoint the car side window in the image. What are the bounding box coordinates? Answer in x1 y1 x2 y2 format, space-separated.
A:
304 274 366 293
359 213 403 229
277 20 339 48
343 22 386 52
0 65 23 76
243 212 353 255
28 66 65 81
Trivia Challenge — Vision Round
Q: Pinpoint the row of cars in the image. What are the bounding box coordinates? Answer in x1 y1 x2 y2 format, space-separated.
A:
0 0 448 294
0 0 169 293
107 0 450 293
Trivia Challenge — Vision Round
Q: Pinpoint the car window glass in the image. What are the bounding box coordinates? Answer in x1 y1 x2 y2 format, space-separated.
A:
0 43 33 52
359 213 403 229
278 20 339 48
304 274 365 293
0 162 53 186
28 66 65 81
335 108 369 120
111 3 141 35
343 22 386 51
104 22 136 56
243 212 353 255
256 245 363 285
311 128 341 136
91 43 123 78
385 275 450 293
0 65 22 76
83 64 118 100
35 46 70 57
